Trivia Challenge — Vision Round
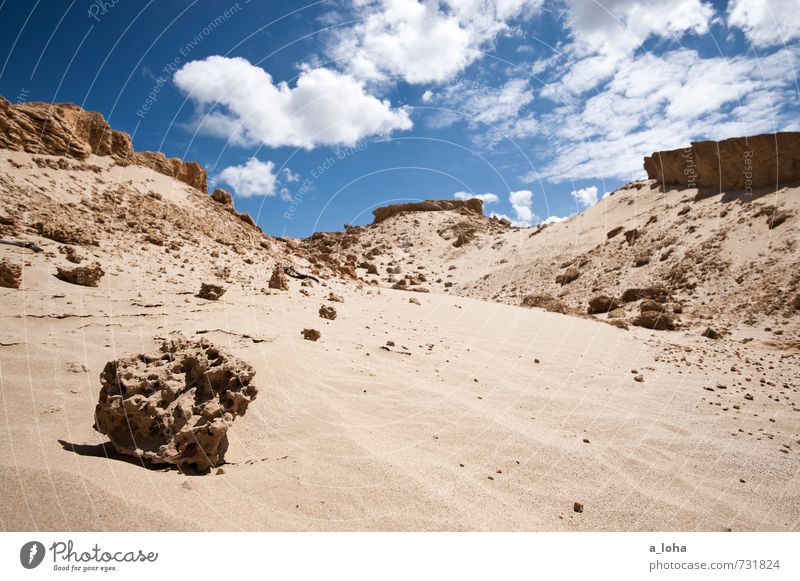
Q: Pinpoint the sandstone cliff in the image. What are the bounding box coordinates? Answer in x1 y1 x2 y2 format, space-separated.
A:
372 199 484 223
0 97 207 192
644 132 800 191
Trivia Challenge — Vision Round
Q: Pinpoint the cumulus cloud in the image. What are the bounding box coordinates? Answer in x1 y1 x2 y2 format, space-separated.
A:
173 56 412 149
542 0 714 96
534 47 800 182
329 0 542 84
728 0 800 47
570 185 598 208
216 157 279 198
454 191 499 203
540 215 568 225
508 189 536 226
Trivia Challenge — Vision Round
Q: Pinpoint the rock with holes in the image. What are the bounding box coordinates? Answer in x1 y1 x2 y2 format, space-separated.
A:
197 282 225 300
93 334 258 472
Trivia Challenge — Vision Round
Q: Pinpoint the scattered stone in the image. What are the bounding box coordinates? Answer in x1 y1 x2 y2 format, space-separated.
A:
268 266 289 291
702 327 721 339
56 263 104 287
573 502 584 513
93 333 258 473
197 282 225 300
606 226 624 239
327 292 344 303
210 187 233 207
319 305 337 320
587 295 620 314
302 328 321 341
409 297 421 305
522 294 570 314
632 310 675 331
555 267 579 285
634 374 644 382
0 258 21 288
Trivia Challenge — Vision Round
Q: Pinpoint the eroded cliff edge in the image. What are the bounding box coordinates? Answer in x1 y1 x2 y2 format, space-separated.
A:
644 132 800 191
0 97 207 192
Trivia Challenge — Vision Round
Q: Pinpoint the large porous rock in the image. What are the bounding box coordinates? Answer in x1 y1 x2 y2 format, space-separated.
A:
93 334 258 472
632 310 676 331
0 258 21 288
643 132 800 191
55 263 104 287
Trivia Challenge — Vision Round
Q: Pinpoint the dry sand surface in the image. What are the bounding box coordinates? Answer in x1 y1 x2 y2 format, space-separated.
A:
1 145 799 531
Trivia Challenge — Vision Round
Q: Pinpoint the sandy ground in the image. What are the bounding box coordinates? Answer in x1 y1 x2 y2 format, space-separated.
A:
0 149 798 531
1 241 798 531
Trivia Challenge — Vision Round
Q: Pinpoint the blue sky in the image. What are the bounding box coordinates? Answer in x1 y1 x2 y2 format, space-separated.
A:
1 0 798 236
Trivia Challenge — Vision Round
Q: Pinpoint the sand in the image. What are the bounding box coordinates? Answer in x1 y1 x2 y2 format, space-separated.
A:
0 149 798 531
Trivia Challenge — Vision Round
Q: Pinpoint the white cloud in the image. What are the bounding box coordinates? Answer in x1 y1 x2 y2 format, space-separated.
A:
542 0 715 96
570 185 598 208
454 191 499 203
216 157 278 198
534 47 800 182
431 77 538 142
173 56 412 149
421 89 434 102
540 215 567 225
329 0 543 84
728 0 800 47
282 168 300 182
509 189 536 226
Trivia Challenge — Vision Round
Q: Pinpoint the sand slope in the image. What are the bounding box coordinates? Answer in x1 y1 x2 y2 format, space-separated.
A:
1 149 798 531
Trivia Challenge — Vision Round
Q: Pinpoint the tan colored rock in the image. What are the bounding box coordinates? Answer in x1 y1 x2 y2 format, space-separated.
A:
644 132 800 191
93 334 258 472
372 199 483 223
301 328 321 341
587 295 620 314
0 97 207 191
268 266 289 291
198 282 225 300
0 258 21 288
319 305 337 320
55 263 104 287
210 188 233 207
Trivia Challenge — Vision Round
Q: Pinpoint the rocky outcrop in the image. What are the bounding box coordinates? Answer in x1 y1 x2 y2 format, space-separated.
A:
268 266 288 291
0 97 207 192
644 132 800 191
372 199 483 223
211 188 234 207
93 334 258 472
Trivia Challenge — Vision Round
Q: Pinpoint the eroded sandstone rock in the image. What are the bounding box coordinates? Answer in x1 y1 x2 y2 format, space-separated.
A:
268 266 288 291
55 263 104 287
644 132 800 191
0 97 207 191
198 283 225 300
93 334 258 472
0 258 21 288
372 199 483 223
